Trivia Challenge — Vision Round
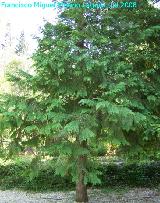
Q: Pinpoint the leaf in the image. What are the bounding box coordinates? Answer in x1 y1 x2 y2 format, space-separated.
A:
80 128 95 142
147 95 156 102
64 121 79 133
84 171 101 185
25 125 38 133
59 143 72 155
79 99 96 107
96 101 110 110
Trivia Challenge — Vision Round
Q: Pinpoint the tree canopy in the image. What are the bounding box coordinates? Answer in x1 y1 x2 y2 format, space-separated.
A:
0 0 160 202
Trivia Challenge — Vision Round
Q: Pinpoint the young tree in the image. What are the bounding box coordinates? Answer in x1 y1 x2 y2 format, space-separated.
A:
0 0 160 202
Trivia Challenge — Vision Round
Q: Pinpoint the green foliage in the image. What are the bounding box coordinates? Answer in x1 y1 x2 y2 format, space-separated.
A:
0 159 159 191
0 159 73 191
15 31 27 56
100 161 160 187
80 128 95 142
0 0 160 194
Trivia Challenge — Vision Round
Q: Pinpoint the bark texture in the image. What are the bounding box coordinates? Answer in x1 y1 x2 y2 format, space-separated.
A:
75 155 88 202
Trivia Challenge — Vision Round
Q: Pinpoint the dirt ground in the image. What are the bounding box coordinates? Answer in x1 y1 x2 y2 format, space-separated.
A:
0 188 159 203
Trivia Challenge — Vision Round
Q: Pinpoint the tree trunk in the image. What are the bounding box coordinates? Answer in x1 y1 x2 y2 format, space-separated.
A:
75 155 88 202
76 182 88 202
76 179 88 202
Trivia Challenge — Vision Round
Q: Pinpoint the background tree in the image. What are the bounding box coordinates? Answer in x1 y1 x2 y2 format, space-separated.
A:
0 0 160 202
15 31 27 56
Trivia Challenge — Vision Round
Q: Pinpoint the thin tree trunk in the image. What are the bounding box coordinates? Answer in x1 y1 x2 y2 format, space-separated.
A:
75 155 88 202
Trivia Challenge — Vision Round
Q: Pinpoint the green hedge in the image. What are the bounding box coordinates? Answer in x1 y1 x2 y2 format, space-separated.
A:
0 160 73 191
0 161 159 191
99 162 160 187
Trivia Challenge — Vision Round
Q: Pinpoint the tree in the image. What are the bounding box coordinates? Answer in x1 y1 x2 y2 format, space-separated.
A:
15 31 27 56
0 0 160 202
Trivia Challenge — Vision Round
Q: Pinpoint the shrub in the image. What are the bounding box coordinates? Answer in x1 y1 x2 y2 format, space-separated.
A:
99 161 160 187
0 160 159 191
